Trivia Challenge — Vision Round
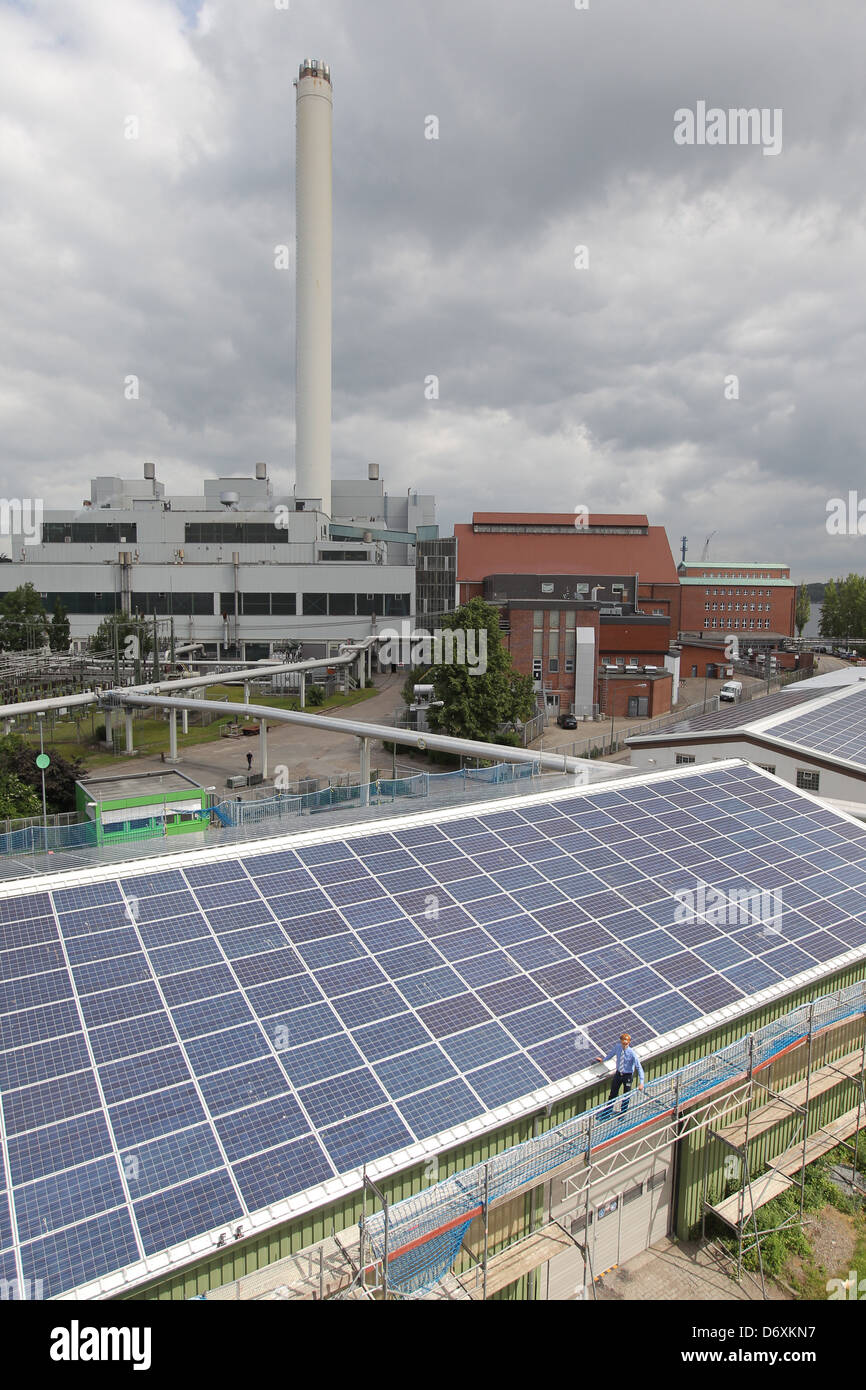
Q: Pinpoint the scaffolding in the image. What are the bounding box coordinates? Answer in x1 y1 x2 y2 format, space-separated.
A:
700 1001 866 1296
344 979 866 1300
202 978 866 1303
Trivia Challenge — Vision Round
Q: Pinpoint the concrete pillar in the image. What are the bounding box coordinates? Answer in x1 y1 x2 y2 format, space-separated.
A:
299 674 306 709
168 709 178 762
358 652 365 689
243 681 250 706
182 707 188 735
359 736 370 808
103 708 113 748
260 718 269 780
124 710 134 754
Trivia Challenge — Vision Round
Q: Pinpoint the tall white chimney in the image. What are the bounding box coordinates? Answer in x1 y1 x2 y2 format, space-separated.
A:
294 57 332 518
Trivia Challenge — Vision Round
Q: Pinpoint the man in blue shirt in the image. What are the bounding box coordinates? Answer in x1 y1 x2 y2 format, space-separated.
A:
596 1033 645 1118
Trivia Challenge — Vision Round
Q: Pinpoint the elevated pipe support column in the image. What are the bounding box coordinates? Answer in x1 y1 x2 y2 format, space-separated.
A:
359 737 370 807
124 710 134 755
260 718 269 781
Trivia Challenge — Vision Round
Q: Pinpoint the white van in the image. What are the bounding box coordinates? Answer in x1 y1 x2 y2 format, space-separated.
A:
719 680 743 703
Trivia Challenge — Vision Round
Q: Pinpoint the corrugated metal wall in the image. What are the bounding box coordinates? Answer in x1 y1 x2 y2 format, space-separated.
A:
676 984 866 1236
118 962 865 1301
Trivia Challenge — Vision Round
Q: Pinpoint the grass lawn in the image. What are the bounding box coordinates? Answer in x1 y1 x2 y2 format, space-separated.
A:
17 684 380 771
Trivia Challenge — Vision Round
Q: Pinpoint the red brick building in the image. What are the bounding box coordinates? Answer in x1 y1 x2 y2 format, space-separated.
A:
677 562 795 639
455 513 681 718
677 635 733 680
598 668 674 719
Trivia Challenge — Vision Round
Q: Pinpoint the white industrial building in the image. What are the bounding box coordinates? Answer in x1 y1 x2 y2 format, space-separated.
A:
0 59 455 658
0 462 446 661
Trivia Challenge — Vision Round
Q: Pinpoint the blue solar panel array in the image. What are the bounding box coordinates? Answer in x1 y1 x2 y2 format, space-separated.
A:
762 687 866 768
2 762 866 1297
644 684 831 737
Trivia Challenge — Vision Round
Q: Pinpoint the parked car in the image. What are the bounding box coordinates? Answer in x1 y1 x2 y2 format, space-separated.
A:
557 713 578 729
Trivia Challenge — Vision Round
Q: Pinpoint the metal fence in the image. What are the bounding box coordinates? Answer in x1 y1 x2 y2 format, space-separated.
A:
0 761 543 857
209 762 539 827
0 820 100 856
552 693 723 760
0 810 79 837
736 666 812 701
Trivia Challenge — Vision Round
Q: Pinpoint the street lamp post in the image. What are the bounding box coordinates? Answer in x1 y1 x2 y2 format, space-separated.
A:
36 712 48 840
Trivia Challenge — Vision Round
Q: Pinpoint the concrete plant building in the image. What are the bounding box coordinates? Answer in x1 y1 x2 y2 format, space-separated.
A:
0 60 455 661
0 463 442 662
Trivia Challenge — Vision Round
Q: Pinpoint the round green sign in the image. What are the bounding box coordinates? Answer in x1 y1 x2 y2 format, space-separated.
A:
36 753 50 769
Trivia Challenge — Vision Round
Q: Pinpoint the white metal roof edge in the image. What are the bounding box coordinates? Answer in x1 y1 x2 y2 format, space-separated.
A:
0 759 748 903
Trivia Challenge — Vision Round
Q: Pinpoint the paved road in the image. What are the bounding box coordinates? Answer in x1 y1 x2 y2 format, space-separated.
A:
593 1236 791 1302
100 672 409 792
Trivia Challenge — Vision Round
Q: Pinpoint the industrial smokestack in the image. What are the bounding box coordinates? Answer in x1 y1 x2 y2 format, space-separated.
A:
294 58 332 518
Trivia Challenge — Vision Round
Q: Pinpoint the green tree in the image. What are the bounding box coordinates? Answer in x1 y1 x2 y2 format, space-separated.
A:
0 772 42 819
819 574 866 642
0 582 47 652
423 598 536 744
819 579 840 639
48 598 71 653
89 615 152 659
794 584 811 638
306 684 325 707
840 573 866 640
0 734 86 815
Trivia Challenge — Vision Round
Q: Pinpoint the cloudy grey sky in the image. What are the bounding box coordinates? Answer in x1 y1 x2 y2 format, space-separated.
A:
1 0 864 580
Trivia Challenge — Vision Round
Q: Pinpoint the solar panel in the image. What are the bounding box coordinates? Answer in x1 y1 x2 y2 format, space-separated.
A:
761 686 866 768
2 761 866 1297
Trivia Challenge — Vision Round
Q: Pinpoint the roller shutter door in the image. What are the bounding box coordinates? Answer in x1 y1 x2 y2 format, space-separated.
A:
545 1148 674 1300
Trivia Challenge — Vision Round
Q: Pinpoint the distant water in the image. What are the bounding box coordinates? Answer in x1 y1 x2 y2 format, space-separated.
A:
803 602 823 639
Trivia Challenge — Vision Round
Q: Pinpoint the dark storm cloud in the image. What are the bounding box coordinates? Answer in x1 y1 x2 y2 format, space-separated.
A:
0 0 864 577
